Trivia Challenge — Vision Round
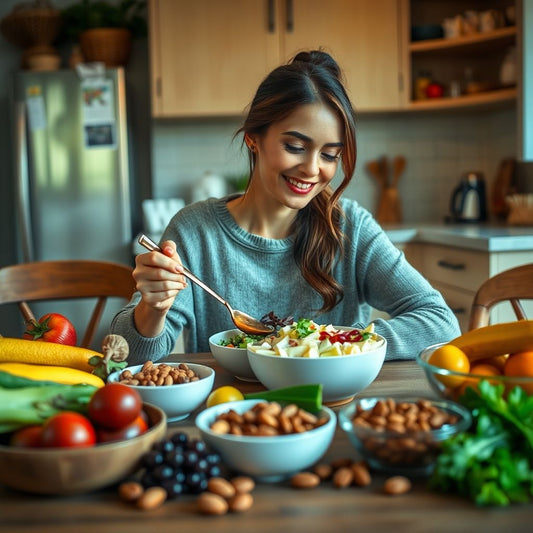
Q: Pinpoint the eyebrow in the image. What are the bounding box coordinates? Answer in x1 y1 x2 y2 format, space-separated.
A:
282 130 344 148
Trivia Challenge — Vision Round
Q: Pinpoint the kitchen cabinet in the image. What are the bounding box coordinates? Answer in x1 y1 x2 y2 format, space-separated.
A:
404 242 533 331
405 0 517 111
148 0 403 117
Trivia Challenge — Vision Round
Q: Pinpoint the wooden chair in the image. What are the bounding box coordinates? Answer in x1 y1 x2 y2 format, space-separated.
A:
468 263 533 330
0 260 136 348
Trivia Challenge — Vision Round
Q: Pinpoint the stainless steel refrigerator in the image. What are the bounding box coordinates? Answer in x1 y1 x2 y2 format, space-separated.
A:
9 67 134 348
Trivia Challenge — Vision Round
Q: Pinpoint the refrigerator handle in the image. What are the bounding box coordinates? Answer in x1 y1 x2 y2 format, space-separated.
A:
14 101 34 263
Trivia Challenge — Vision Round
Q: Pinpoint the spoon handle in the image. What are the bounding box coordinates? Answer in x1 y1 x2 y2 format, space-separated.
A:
137 234 228 308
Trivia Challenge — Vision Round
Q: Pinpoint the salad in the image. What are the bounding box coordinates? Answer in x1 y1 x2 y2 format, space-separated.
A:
218 333 266 349
248 318 384 358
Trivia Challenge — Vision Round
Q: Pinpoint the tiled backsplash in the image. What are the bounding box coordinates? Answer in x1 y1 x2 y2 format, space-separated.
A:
151 107 516 224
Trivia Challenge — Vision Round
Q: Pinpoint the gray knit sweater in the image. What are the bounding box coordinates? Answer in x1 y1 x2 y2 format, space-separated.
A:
111 196 460 363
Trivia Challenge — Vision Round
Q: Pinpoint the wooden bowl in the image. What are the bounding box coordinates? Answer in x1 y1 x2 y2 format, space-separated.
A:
0 404 166 495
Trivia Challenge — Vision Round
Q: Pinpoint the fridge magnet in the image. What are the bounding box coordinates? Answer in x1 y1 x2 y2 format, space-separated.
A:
25 85 47 131
81 78 116 149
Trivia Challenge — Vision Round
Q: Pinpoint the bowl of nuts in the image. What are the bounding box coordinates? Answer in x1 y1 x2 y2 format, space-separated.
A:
108 362 215 422
338 396 471 476
195 399 336 482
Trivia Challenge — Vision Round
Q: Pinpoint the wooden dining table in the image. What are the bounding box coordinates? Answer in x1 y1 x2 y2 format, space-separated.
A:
0 353 531 533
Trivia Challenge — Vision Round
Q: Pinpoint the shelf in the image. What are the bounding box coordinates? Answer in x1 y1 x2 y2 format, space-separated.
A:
409 26 516 55
407 87 517 111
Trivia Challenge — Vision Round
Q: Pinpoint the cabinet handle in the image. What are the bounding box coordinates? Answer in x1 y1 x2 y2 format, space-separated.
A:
267 0 275 33
286 0 294 32
437 259 465 271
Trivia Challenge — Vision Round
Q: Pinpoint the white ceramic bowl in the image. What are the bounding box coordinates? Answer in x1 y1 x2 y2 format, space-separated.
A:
108 362 215 422
247 336 387 405
195 399 336 482
209 329 261 381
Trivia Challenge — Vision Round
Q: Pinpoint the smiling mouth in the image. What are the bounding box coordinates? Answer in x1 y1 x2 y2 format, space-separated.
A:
284 175 314 191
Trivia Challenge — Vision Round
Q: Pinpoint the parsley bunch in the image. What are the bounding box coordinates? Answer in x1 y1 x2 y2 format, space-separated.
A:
430 380 533 506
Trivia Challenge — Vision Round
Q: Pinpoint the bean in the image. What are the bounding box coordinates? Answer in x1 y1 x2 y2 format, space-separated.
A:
290 472 321 489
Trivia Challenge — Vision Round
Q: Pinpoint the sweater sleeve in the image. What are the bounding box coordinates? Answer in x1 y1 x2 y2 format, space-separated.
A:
343 201 461 361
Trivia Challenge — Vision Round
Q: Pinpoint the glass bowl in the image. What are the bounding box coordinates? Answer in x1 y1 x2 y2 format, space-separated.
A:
338 396 471 476
417 342 533 402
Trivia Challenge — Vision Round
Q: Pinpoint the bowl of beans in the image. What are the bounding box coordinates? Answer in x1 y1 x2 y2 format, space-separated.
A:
338 396 471 476
195 399 336 482
108 362 215 422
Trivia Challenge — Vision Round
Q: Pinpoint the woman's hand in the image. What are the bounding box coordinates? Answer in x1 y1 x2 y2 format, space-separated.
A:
132 240 187 337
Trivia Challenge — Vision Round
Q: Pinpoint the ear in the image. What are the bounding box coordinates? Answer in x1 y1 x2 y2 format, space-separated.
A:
244 133 257 151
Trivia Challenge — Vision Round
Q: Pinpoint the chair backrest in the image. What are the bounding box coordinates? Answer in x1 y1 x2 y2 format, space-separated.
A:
0 260 136 348
468 263 533 330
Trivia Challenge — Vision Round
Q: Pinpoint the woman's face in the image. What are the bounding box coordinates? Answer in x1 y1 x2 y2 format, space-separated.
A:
249 102 343 211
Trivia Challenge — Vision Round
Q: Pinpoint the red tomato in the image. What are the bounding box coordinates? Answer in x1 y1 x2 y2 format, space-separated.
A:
96 415 148 443
88 383 142 430
23 313 77 346
40 412 96 448
10 425 43 447
425 82 444 98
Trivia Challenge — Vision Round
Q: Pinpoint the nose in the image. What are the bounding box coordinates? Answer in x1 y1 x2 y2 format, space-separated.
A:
300 152 320 177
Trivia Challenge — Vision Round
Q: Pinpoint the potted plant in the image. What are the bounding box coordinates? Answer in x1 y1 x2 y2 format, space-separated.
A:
60 0 147 67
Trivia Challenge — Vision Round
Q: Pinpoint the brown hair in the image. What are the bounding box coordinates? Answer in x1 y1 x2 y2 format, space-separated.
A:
237 50 357 312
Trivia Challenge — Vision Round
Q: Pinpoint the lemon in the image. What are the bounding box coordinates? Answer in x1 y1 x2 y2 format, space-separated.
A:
428 344 470 389
206 386 244 407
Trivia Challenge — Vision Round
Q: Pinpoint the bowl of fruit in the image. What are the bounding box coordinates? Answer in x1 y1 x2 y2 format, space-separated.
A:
247 319 387 406
417 321 533 402
0 381 166 495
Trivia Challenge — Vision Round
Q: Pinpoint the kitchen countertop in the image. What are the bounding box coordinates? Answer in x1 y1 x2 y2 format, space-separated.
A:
384 224 533 252
1 354 531 532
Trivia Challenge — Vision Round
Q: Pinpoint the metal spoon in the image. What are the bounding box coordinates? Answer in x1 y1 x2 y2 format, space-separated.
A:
138 234 274 336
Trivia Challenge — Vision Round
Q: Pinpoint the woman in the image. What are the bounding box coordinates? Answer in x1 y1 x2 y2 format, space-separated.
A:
111 50 460 364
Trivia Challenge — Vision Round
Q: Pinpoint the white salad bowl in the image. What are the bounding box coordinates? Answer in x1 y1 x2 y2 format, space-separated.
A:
209 329 263 381
247 324 387 406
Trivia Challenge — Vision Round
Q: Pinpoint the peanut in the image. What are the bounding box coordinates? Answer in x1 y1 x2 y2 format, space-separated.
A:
228 492 254 513
209 401 330 436
333 466 354 488
384 476 412 495
351 398 456 467
231 476 255 494
207 477 236 499
290 472 321 489
197 492 229 515
351 462 372 487
117 362 201 387
136 486 167 510
118 481 144 502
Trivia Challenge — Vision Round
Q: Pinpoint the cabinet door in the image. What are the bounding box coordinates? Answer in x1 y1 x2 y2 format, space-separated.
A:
149 0 280 117
283 0 403 110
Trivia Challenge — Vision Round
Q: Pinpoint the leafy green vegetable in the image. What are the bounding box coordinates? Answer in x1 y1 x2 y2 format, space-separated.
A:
430 380 533 506
293 318 316 338
218 333 266 348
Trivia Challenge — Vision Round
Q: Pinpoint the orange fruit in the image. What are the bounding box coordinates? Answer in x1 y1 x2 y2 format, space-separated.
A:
470 363 502 377
503 351 533 394
428 344 470 389
455 363 501 398
475 354 509 372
